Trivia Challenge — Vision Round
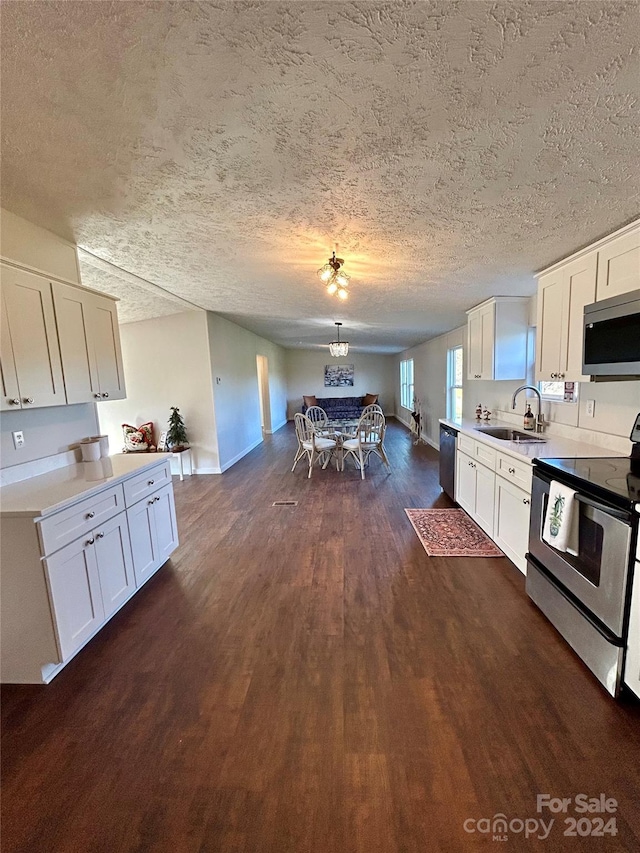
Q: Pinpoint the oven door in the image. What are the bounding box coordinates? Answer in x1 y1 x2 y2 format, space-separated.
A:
528 472 632 637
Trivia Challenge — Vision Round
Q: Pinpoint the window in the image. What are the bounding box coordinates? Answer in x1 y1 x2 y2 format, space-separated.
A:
447 346 463 422
400 358 414 410
539 380 579 403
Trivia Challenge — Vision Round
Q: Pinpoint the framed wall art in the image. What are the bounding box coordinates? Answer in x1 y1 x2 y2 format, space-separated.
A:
324 364 354 387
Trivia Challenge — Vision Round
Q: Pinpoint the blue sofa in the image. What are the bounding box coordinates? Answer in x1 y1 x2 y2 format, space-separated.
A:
302 396 366 420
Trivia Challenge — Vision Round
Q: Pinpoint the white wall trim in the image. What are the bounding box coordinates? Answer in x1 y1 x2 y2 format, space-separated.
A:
536 217 640 276
193 466 222 475
265 419 287 435
394 413 438 449
220 436 264 473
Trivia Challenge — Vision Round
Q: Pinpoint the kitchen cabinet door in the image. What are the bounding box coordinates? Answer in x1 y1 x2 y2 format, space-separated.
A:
53 282 100 404
474 462 495 537
493 475 531 575
596 228 640 301
152 484 179 564
88 293 126 401
94 512 135 619
456 450 476 514
0 265 65 408
127 498 158 587
45 535 105 661
536 270 567 382
54 284 126 403
624 557 640 699
563 253 597 382
467 303 494 380
0 290 21 411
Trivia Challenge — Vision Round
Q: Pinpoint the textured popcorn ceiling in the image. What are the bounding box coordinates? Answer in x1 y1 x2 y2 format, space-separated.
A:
2 1 639 350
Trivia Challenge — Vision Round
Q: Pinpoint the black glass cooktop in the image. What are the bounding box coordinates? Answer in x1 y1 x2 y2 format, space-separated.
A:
535 456 640 510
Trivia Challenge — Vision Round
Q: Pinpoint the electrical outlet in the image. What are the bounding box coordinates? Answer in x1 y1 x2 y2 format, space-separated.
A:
586 400 595 418
12 430 25 449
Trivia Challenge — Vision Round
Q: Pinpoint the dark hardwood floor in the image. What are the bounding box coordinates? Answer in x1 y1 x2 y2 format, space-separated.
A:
2 420 640 852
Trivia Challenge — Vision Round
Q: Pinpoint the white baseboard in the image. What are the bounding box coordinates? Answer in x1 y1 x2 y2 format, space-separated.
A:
193 466 222 475
220 436 264 472
395 414 439 449
266 419 287 435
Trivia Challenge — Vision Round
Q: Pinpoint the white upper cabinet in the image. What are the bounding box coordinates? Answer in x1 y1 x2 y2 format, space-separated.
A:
53 283 126 403
0 265 65 410
466 297 529 381
535 219 639 382
536 252 597 383
596 226 640 301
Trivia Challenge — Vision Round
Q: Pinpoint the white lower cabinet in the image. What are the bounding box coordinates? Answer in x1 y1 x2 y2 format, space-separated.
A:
1 460 179 683
493 476 531 575
455 449 495 537
45 534 105 662
456 437 532 573
624 559 640 699
128 483 178 586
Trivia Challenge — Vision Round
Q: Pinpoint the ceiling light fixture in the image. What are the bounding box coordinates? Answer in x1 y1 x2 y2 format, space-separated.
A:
318 251 350 300
329 322 349 357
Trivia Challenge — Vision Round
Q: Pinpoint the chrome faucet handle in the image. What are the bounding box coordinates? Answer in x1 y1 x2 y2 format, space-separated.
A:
535 414 545 433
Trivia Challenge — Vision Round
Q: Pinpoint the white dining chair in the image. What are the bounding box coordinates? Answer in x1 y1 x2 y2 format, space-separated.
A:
341 410 391 479
292 413 337 478
305 405 330 435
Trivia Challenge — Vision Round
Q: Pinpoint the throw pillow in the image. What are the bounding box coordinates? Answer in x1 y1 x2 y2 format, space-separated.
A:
122 421 154 452
303 395 318 408
363 393 379 406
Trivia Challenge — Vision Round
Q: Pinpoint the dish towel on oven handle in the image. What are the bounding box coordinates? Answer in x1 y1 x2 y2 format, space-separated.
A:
543 480 578 553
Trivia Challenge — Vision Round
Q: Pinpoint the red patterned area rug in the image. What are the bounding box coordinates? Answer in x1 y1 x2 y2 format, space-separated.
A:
405 509 504 557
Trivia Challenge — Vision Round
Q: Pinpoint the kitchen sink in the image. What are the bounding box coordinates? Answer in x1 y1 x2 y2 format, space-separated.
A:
474 426 546 443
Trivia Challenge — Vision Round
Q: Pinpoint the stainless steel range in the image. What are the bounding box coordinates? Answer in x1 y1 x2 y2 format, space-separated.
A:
526 414 640 697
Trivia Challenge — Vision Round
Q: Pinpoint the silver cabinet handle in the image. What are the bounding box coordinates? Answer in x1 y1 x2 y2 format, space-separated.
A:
85 511 95 519
148 499 154 505
154 496 160 502
9 398 20 405
509 467 515 474
85 538 95 546
23 397 33 404
102 392 109 398
96 532 104 539
148 479 155 486
94 393 101 399
523 498 530 505
558 373 564 380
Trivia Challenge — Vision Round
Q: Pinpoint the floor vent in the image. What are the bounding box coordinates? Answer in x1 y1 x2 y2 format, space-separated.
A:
272 500 298 507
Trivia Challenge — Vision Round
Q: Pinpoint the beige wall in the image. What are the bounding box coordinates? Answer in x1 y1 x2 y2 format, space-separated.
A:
284 350 396 420
0 403 99 470
98 311 220 472
207 313 288 472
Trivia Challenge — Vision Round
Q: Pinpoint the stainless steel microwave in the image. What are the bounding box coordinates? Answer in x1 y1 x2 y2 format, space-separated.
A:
583 288 640 378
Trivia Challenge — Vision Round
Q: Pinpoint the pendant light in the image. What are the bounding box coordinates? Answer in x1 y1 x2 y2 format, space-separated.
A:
329 322 349 357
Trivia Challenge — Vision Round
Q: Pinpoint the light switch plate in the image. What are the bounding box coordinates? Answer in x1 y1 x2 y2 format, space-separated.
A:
12 430 25 449
586 400 595 417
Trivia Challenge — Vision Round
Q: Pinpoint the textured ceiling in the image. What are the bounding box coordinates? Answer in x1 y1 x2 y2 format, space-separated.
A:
2 1 639 351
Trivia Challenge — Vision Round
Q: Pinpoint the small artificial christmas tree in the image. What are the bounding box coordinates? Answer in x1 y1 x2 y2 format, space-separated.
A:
166 406 188 450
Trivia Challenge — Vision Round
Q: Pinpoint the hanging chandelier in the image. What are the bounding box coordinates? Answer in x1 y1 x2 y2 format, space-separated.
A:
317 251 350 300
329 322 349 357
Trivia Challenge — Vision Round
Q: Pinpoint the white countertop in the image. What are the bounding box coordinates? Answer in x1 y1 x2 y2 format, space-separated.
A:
439 417 627 463
0 454 168 519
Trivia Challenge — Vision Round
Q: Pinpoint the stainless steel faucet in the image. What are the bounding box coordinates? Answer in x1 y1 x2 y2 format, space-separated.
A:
511 385 545 433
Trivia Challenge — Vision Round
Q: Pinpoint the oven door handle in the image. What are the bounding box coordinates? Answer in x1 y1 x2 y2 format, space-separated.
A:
573 493 631 521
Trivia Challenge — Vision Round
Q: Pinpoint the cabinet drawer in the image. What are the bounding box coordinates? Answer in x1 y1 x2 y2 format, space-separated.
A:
38 484 125 557
474 441 496 470
123 462 172 507
457 432 476 456
496 453 533 491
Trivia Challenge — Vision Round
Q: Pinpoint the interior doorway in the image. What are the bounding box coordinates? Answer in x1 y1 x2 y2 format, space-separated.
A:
256 355 271 434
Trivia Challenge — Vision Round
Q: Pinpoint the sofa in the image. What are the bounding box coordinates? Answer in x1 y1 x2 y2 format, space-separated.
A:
302 396 378 420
